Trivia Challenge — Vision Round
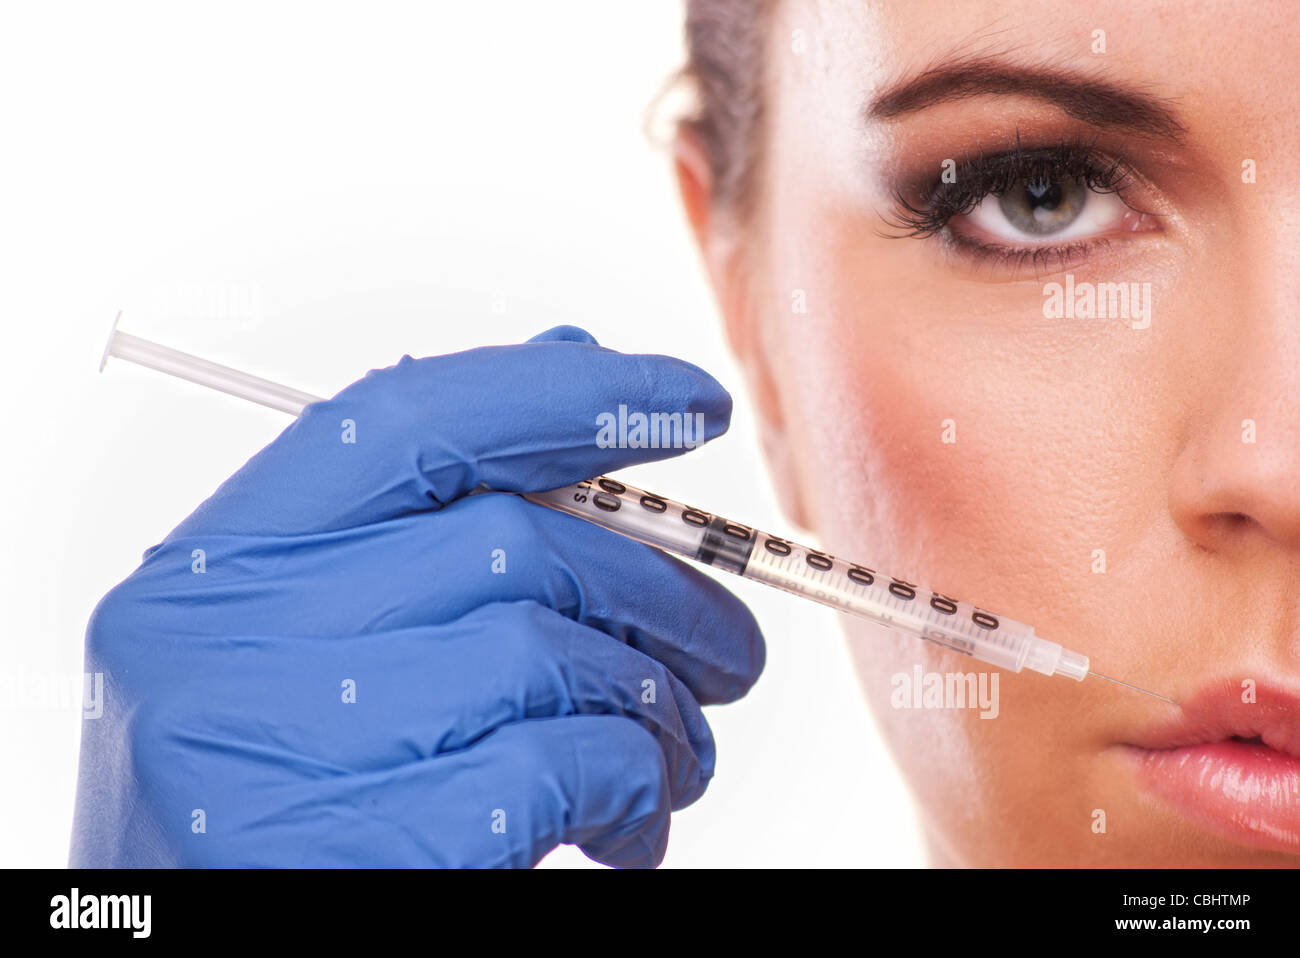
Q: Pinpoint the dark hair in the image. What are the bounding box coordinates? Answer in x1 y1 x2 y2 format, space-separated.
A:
675 0 774 221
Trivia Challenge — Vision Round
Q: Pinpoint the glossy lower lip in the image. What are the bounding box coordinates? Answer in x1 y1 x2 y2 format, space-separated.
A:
1130 741 1300 853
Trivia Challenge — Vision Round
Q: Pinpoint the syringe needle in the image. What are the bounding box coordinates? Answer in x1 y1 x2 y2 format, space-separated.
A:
1088 670 1179 706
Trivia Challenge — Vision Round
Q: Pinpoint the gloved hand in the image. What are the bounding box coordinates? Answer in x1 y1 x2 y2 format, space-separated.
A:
71 326 764 867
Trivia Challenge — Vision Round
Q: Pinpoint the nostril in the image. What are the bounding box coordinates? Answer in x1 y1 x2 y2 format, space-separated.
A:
1214 512 1252 529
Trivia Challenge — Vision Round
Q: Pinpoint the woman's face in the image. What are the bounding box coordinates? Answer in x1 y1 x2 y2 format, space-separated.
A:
691 0 1300 864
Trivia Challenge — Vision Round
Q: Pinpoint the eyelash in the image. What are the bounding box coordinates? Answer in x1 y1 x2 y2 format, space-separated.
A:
883 139 1147 269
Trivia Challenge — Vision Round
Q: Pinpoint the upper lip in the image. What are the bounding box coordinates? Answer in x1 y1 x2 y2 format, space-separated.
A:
1123 677 1300 760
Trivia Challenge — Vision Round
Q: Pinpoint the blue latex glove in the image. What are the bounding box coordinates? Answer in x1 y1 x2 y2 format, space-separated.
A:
71 326 765 867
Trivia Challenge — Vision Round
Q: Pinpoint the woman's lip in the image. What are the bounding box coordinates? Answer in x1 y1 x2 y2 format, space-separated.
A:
1125 680 1300 758
1121 679 1300 854
1128 742 1300 853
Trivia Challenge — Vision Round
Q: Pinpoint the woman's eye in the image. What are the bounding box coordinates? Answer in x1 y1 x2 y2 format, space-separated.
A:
956 176 1129 245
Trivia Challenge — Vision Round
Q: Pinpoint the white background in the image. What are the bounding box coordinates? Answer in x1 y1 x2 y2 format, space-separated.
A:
0 0 924 867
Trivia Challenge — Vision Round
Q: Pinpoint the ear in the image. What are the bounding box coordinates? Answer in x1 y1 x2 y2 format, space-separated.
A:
672 126 812 530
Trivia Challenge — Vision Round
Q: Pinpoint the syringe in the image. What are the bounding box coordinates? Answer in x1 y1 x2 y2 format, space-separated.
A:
99 315 1177 702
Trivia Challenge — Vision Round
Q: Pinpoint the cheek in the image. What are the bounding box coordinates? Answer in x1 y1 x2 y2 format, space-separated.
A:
769 236 1185 640
759 231 1196 860
774 299 1081 612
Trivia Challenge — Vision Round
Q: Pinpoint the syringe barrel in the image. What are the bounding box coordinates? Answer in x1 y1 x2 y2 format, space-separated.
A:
741 532 1037 673
524 476 1084 679
523 477 713 563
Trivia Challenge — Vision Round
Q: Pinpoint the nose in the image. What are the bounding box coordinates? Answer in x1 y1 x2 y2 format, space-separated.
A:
1167 270 1300 555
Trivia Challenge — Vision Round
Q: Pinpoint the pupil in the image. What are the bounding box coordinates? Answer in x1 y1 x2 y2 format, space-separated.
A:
1024 176 1062 210
995 174 1085 234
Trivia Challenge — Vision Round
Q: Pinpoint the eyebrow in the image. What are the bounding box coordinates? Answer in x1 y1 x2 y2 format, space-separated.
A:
868 60 1185 140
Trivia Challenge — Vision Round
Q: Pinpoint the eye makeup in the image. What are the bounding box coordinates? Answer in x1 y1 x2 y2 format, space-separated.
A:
881 136 1162 272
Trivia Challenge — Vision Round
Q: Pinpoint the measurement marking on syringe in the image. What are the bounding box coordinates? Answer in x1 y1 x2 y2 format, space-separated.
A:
614 501 1025 669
